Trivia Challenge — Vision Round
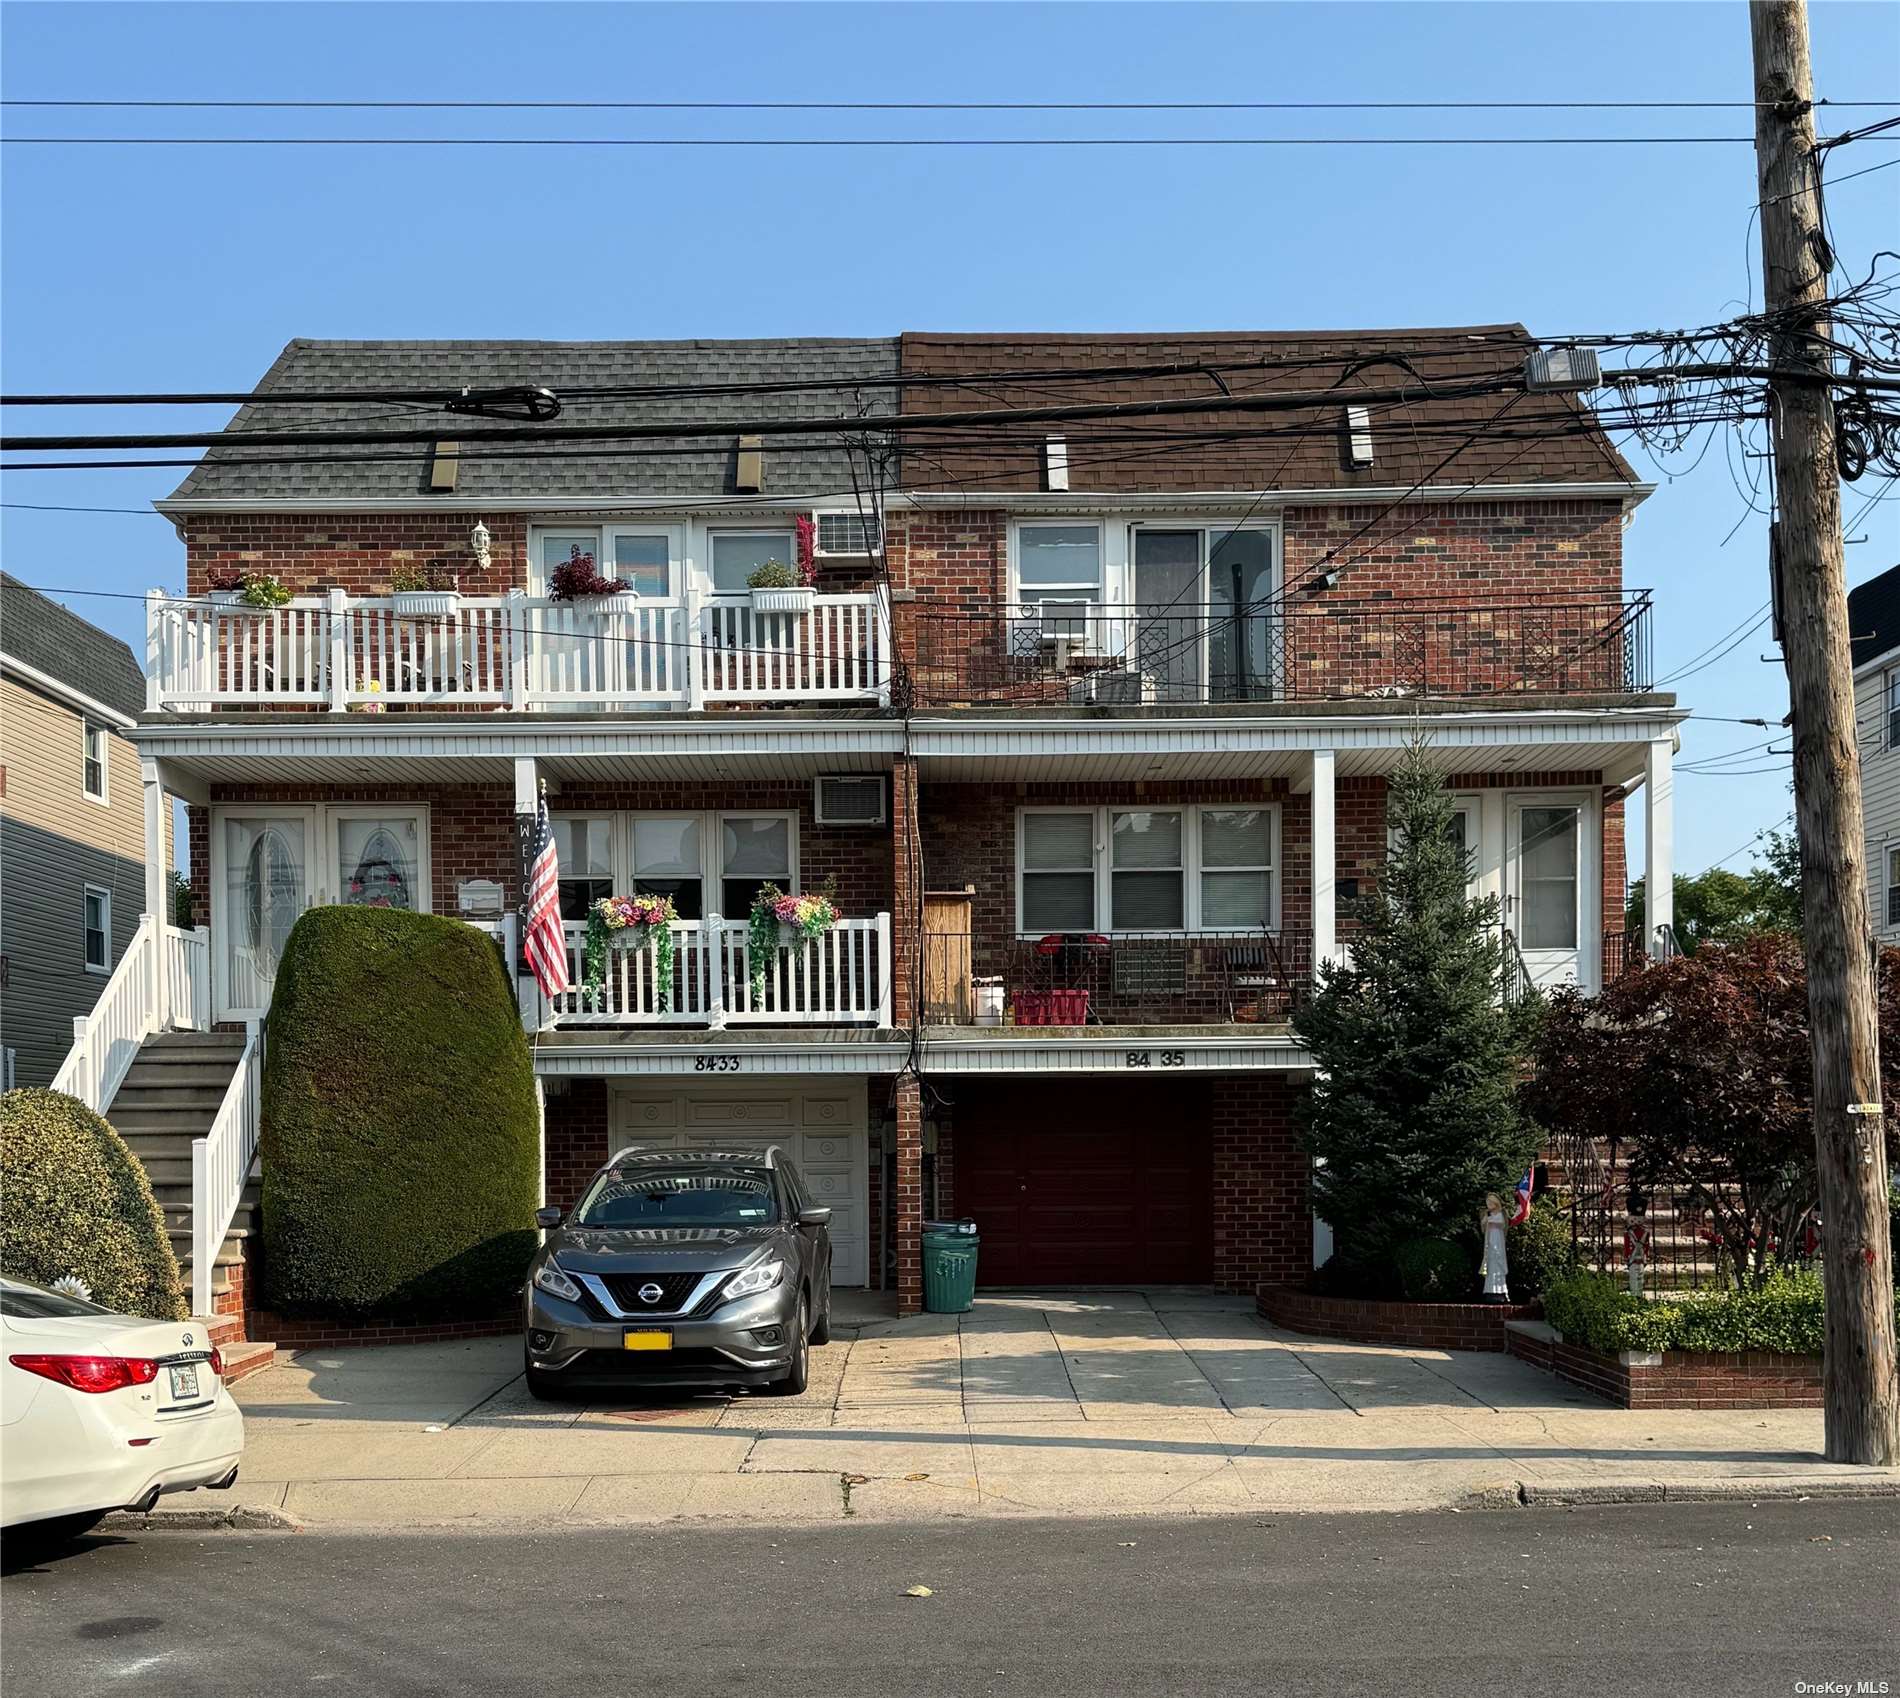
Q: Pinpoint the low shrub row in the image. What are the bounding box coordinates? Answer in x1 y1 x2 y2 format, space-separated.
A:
1541 1268 1836 1356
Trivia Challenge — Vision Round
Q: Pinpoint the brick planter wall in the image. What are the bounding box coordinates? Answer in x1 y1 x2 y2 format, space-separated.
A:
1258 1283 1535 1351
244 1309 519 1351
1505 1322 1823 1409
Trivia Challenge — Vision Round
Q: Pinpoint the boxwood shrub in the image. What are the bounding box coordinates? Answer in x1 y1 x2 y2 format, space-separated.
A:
260 907 539 1321
1542 1269 1836 1357
0 1087 186 1319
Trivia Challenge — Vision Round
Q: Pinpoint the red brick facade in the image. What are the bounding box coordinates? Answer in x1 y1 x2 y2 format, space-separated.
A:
1260 1285 1537 1352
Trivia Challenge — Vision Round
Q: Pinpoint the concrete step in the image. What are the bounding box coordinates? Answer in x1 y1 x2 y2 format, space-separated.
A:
144 1031 246 1053
120 1135 204 1162
113 1086 233 1113
195 1312 248 1348
118 1064 242 1091
217 1341 275 1385
170 1228 251 1263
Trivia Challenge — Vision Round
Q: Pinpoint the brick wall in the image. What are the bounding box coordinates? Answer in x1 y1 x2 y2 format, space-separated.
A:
545 1079 611 1209
1260 1286 1535 1351
182 512 529 598
1210 1074 1309 1291
1506 1326 1824 1409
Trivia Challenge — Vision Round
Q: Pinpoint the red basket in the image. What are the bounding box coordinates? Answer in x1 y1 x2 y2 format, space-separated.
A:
1013 989 1090 1026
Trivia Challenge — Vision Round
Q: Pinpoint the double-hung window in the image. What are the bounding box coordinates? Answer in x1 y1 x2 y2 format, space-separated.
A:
1888 670 1900 749
1015 523 1102 616
83 886 110 973
710 530 796 597
81 721 107 803
553 815 615 922
1887 844 1900 931
1019 806 1278 934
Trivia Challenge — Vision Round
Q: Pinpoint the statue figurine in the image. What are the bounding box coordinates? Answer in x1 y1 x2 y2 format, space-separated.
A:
1624 1207 1652 1297
1479 1193 1510 1303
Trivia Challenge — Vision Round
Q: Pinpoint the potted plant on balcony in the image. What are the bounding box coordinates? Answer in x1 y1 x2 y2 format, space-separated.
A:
747 878 839 1004
389 563 461 616
547 548 632 603
582 893 678 1012
746 559 816 615
206 569 293 613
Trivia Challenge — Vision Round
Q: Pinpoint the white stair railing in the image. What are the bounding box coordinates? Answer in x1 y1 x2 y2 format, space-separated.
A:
165 925 211 1032
50 913 158 1112
190 1020 263 1318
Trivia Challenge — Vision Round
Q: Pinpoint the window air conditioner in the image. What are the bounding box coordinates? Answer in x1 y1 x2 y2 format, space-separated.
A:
814 774 889 827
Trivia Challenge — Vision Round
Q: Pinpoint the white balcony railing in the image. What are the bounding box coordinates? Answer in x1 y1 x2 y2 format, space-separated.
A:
145 586 892 713
541 914 892 1028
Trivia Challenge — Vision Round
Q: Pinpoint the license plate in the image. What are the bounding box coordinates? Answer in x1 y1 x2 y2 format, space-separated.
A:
168 1363 201 1401
623 1329 673 1352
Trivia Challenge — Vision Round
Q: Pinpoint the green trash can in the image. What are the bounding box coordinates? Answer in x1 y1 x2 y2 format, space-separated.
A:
922 1220 980 1314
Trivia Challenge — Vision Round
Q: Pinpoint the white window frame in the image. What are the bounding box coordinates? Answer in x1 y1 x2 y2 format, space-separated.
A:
1014 804 1281 937
1888 668 1900 750
1009 519 1106 607
81 719 108 806
82 884 111 974
559 809 801 922
707 526 799 600
1886 841 1900 932
527 523 684 601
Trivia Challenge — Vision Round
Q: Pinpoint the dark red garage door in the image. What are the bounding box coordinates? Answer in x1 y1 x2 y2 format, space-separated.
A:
953 1080 1212 1285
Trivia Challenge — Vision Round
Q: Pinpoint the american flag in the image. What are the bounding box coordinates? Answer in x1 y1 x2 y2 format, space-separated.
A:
522 790 570 1000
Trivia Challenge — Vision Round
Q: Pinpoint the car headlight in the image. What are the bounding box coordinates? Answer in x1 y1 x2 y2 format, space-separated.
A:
533 1261 584 1304
722 1259 786 1301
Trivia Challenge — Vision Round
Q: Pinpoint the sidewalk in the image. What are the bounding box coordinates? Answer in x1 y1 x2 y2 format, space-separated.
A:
168 1290 1896 1532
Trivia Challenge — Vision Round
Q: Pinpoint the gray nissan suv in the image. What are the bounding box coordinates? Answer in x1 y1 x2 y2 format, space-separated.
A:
522 1147 832 1399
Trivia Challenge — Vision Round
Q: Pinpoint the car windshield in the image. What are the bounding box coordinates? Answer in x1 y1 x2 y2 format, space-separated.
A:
0 1278 115 1319
571 1166 778 1230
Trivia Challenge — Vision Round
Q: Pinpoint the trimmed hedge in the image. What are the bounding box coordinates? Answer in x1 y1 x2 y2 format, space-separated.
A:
0 1088 186 1319
260 907 539 1321
1542 1269 1837 1356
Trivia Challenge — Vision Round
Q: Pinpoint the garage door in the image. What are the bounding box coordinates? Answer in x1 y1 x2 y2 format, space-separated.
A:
612 1082 869 1285
954 1080 1212 1285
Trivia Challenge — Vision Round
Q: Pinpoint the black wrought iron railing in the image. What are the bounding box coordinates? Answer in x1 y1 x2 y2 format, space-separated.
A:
908 592 1654 709
922 929 1314 1027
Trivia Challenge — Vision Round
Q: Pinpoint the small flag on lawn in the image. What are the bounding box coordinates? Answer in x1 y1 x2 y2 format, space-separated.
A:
522 788 571 1000
1508 1167 1534 1226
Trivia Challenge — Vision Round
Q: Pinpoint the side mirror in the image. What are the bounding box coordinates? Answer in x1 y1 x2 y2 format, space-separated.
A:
535 1206 565 1229
797 1206 832 1228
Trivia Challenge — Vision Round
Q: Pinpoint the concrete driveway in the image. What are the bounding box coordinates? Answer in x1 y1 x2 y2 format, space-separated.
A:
175 1288 1885 1531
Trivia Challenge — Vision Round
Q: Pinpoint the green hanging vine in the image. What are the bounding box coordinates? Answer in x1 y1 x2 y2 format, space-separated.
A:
584 895 678 1012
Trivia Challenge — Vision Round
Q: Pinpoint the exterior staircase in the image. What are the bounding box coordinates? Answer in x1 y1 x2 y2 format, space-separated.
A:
106 1030 275 1380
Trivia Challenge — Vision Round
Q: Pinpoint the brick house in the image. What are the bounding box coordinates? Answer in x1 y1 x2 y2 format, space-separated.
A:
58 328 1684 1323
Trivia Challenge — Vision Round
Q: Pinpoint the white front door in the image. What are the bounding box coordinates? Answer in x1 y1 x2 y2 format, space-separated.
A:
327 807 431 916
212 809 315 1020
612 1081 869 1285
1507 798 1594 991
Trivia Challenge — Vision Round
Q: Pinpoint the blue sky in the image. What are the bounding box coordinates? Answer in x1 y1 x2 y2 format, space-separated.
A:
3 1 1896 880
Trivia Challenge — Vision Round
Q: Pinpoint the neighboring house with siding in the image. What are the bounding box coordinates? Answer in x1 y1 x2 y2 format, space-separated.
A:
1848 564 1900 944
0 574 163 1087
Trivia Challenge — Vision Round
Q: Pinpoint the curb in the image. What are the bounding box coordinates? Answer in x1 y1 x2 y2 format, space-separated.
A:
100 1503 304 1533
1517 1479 1900 1507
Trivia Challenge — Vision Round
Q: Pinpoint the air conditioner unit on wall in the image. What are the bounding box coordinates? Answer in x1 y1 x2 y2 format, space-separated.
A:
812 510 882 557
814 774 889 827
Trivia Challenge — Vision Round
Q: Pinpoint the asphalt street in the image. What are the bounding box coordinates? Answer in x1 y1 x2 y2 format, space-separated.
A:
4 1499 1896 1697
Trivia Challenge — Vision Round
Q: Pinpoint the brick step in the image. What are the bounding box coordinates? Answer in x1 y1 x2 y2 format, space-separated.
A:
218 1341 275 1384
194 1312 248 1348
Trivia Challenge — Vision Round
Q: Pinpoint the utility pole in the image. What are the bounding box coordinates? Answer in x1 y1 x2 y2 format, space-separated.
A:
1751 0 1898 1465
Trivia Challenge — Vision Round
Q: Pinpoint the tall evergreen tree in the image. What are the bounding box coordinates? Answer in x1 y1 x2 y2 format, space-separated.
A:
1293 740 1543 1290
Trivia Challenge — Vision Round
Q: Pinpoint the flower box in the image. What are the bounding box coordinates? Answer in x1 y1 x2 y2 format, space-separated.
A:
390 590 460 616
208 589 275 615
749 586 816 615
1013 989 1090 1026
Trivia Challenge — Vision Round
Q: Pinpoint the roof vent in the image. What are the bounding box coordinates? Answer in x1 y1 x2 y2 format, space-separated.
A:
428 441 460 492
1344 406 1374 468
1043 435 1070 492
734 433 764 494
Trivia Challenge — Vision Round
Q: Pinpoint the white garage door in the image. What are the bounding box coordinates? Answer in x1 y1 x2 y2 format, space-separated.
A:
611 1081 869 1286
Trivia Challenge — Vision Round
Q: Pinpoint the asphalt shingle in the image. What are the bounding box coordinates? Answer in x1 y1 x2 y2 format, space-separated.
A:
0 573 147 717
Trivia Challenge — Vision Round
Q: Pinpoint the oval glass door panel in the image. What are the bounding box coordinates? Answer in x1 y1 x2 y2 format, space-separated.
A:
224 815 309 1015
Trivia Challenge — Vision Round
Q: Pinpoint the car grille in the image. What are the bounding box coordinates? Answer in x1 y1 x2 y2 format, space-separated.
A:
599 1271 707 1314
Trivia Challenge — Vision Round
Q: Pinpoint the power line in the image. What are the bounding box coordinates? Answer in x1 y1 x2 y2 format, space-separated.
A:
8 98 1897 111
0 500 166 515
4 133 1851 148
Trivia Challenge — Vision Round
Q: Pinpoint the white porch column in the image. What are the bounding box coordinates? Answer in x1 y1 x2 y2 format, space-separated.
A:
1645 734 1675 956
140 757 170 1032
1309 748 1337 967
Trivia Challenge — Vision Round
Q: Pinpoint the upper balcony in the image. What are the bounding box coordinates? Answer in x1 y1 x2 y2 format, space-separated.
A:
144 586 891 715
909 591 1654 710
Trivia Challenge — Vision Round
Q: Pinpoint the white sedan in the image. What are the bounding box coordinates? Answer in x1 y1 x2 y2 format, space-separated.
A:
0 1275 244 1545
